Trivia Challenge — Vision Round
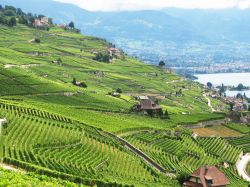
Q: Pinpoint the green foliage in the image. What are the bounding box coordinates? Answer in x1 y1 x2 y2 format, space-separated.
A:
0 168 81 187
34 38 41 43
0 4 52 28
158 60 165 67
207 82 212 89
116 88 122 93
236 83 245 91
93 52 111 63
69 21 75 29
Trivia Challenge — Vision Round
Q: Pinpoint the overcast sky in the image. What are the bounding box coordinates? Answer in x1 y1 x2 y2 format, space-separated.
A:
54 0 250 11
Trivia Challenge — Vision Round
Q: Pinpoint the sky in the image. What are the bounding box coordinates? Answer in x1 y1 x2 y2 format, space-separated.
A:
54 0 250 11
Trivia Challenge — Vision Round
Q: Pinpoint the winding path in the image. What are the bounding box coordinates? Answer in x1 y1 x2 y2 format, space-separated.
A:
203 93 216 112
236 153 250 182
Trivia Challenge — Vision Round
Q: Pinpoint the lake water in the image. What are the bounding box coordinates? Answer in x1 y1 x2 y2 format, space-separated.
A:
195 73 250 97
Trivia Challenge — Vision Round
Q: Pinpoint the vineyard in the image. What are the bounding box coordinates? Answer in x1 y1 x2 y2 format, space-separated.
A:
228 135 250 153
0 14 249 186
122 130 248 187
0 101 180 186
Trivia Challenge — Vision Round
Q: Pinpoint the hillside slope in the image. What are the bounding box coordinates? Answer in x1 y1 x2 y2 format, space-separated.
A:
0 24 225 132
1 24 247 187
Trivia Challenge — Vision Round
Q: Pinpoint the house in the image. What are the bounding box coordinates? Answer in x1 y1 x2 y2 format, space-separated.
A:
183 166 229 187
136 99 162 114
40 17 49 25
108 47 121 56
33 17 49 27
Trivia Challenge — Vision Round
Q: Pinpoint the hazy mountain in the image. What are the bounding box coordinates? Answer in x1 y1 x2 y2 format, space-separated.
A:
2 0 250 67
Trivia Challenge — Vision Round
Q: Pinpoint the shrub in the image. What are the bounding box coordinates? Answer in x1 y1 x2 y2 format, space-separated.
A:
116 88 122 93
34 38 41 43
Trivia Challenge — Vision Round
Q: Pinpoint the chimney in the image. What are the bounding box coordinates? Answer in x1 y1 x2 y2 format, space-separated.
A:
205 165 208 175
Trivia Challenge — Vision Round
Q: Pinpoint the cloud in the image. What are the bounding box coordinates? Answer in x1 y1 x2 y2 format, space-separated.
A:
54 0 250 11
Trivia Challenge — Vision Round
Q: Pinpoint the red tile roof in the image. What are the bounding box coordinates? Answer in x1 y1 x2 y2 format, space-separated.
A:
187 166 229 187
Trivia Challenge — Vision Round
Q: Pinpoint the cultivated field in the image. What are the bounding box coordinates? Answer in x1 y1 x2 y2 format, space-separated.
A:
193 125 242 137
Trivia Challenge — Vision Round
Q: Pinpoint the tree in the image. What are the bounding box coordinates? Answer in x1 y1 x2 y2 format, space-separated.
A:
219 83 225 93
8 17 16 27
69 21 75 29
80 82 87 88
57 58 62 64
4 9 15 16
236 83 244 91
229 102 234 111
165 110 170 119
116 88 122 93
159 60 165 67
18 16 28 25
93 52 111 63
16 8 24 16
34 38 40 43
207 82 213 89
72 78 77 85
0 5 3 10
38 14 45 19
159 109 164 117
0 16 5 24
146 109 153 117
236 93 243 99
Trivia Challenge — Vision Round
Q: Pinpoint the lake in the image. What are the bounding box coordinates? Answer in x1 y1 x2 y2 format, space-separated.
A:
195 73 250 97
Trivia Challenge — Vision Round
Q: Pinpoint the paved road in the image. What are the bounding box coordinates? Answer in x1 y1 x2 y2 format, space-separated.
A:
236 153 250 182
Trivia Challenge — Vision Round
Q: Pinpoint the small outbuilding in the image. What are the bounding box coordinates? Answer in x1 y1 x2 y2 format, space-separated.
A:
0 118 7 134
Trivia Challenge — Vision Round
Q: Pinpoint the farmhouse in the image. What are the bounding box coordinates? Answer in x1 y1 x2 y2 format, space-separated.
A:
108 47 121 56
136 99 161 113
183 166 229 187
33 17 49 27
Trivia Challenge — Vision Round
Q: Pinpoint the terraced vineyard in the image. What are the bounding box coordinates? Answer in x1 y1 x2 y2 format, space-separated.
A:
228 135 250 153
0 101 180 186
0 8 249 186
122 131 248 186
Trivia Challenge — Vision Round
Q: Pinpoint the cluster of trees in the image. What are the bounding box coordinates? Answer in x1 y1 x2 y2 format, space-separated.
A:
158 60 165 67
0 5 52 28
146 108 170 119
93 52 111 63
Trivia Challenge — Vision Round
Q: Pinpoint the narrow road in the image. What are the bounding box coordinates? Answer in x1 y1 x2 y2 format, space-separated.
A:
203 93 216 112
236 153 250 182
105 131 175 177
